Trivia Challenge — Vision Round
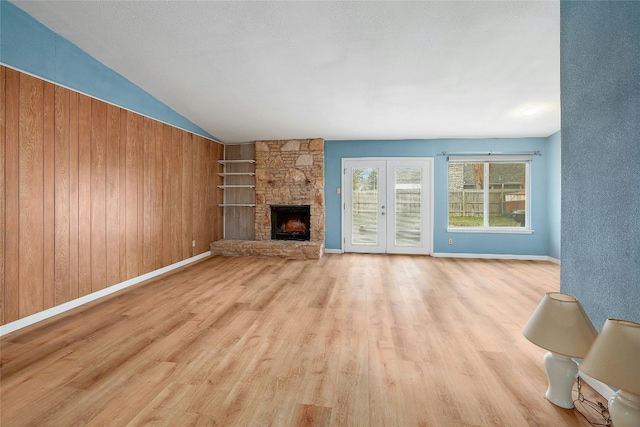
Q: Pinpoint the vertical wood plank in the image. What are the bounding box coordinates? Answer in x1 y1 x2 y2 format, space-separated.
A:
153 121 164 270
161 124 172 267
171 128 183 263
77 93 92 297
142 117 153 272
199 137 211 251
68 91 80 301
6 68 21 323
204 139 213 244
125 112 139 279
43 82 56 310
191 136 204 254
91 99 107 292
211 141 218 242
137 115 145 274
204 139 215 245
119 109 127 282
18 73 45 317
182 132 193 258
105 104 121 287
0 66 6 324
54 85 70 306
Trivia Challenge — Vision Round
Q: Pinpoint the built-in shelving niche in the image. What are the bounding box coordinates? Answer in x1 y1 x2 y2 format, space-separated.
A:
219 144 256 240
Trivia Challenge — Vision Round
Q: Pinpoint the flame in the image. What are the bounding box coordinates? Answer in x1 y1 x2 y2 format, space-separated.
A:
283 217 307 232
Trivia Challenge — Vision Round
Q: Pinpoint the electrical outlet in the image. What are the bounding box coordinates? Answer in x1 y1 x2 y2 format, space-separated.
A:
448 238 453 245
192 240 196 247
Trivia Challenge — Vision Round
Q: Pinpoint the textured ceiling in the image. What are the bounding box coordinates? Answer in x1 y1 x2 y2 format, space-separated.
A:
12 1 560 143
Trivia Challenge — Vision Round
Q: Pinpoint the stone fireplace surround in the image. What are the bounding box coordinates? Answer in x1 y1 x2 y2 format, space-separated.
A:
210 138 325 259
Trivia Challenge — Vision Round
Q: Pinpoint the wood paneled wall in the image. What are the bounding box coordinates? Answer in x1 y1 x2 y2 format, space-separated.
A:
0 66 224 325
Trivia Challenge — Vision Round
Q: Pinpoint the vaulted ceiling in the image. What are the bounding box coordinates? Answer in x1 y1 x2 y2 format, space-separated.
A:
12 1 560 143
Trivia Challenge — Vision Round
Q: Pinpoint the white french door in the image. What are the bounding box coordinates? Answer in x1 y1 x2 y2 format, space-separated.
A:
343 158 433 254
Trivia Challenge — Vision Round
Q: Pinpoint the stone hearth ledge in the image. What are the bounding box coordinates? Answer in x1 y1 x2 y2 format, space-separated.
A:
210 239 324 260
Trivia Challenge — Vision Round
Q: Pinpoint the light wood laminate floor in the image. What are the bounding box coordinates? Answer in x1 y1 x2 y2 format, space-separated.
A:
1 254 606 426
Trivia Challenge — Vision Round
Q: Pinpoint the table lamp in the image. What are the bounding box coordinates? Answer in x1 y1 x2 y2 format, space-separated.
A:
579 319 640 427
522 292 597 408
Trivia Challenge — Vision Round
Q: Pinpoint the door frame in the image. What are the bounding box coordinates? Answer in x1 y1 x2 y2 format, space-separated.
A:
340 157 434 255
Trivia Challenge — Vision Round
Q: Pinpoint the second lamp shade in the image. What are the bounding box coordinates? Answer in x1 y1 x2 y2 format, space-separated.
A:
522 292 597 358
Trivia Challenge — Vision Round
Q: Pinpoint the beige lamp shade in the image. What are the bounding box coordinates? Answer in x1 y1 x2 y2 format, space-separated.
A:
522 292 597 358
579 319 640 396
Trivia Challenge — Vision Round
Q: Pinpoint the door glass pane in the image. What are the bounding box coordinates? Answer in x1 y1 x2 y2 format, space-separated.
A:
351 167 379 245
395 167 422 246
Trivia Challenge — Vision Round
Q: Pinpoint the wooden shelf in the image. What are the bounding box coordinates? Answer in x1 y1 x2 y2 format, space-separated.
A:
218 172 255 177
219 156 255 210
218 160 255 164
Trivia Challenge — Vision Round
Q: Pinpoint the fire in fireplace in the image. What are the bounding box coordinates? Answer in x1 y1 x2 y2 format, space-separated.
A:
271 205 311 241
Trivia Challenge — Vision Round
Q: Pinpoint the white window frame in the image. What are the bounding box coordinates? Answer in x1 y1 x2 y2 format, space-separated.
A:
447 155 533 234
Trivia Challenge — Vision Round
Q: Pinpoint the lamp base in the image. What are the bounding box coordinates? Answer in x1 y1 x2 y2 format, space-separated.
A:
543 352 578 409
609 391 640 427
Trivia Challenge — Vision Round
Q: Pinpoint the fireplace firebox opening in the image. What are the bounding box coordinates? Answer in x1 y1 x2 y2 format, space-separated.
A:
271 205 311 241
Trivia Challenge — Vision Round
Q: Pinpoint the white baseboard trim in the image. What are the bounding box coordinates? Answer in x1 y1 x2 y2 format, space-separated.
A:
579 371 616 401
431 253 553 261
0 251 211 337
320 250 556 261
324 249 343 254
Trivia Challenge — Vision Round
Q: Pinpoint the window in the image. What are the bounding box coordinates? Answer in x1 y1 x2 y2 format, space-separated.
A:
447 156 530 230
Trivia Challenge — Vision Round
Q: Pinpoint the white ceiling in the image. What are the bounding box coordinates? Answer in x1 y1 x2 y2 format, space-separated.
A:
12 0 560 144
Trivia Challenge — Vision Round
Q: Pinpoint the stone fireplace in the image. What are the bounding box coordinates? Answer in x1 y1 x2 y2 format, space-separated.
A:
210 138 324 259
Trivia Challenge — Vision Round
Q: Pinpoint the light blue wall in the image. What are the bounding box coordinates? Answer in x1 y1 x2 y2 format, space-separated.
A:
547 131 561 261
325 138 550 255
0 0 218 141
560 1 640 328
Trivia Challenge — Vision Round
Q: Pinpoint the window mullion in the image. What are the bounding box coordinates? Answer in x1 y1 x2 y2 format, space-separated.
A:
525 162 531 228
